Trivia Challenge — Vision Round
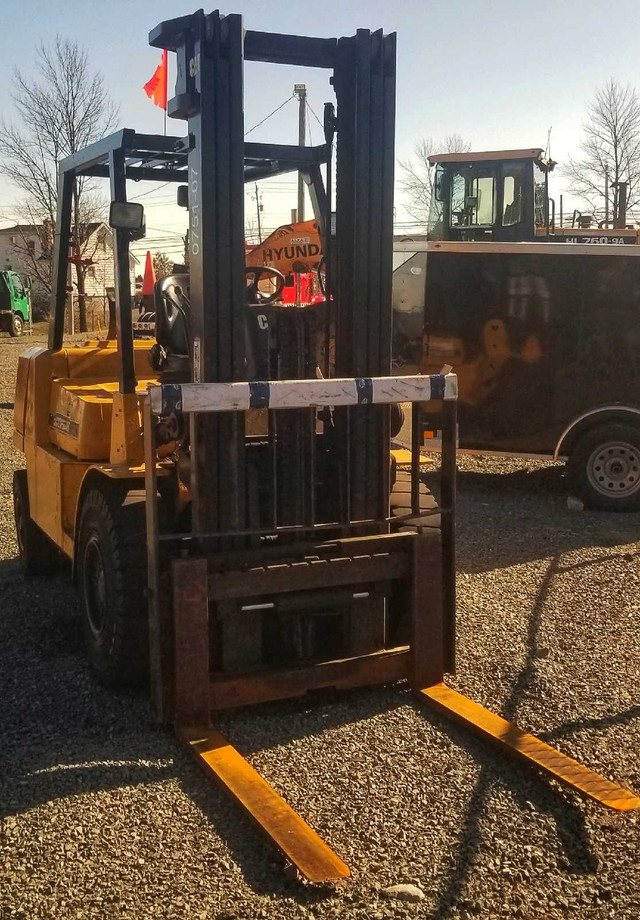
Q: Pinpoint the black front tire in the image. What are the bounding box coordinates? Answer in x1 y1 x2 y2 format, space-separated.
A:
568 423 640 511
10 313 24 337
77 486 148 686
13 470 62 575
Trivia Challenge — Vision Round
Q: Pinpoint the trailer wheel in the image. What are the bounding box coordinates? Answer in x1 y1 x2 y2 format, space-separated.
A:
390 403 405 439
10 313 24 337
568 423 640 510
77 486 148 686
13 470 62 575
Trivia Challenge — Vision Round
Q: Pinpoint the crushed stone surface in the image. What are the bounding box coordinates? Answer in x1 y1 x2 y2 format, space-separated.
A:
1 333 639 919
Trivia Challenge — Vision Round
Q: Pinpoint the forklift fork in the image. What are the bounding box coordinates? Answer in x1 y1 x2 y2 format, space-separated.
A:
144 378 639 883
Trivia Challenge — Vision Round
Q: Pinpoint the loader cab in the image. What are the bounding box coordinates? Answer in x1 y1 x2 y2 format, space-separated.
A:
428 148 553 242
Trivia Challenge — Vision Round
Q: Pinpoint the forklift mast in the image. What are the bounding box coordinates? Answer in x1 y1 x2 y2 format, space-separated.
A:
148 13 397 536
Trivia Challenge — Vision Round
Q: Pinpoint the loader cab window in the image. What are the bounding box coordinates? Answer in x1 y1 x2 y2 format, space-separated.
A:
427 164 445 239
502 165 525 227
534 162 548 227
450 169 496 228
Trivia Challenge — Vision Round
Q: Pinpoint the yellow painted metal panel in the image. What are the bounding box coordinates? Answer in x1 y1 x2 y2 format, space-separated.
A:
33 447 62 547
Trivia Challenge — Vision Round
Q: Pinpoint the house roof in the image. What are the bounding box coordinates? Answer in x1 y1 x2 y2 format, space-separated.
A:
0 223 43 234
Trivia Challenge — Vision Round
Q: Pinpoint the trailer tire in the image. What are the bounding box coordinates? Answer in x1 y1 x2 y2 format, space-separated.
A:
9 313 24 337
77 485 148 686
390 403 405 439
568 422 640 510
13 470 63 575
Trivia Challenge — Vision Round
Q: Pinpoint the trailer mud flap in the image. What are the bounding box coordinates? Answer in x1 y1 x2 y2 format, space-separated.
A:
179 725 350 882
418 683 640 811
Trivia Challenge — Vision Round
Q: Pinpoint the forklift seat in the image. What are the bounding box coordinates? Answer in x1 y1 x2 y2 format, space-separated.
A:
150 271 277 383
150 274 191 381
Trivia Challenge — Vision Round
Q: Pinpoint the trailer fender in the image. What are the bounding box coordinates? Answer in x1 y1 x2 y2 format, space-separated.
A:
554 404 640 460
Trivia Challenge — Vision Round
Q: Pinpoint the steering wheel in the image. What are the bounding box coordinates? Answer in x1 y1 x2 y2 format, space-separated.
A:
316 257 327 297
245 266 285 305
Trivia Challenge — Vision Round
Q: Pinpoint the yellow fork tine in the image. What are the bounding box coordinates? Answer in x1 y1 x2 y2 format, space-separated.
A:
179 725 350 882
419 684 640 811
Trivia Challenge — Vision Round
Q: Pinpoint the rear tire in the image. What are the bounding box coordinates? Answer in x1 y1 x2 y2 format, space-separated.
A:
13 470 62 575
77 485 148 686
568 423 640 510
10 313 24 337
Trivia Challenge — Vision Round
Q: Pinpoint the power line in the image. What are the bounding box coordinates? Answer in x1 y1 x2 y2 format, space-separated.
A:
244 94 295 137
306 99 324 133
129 182 173 201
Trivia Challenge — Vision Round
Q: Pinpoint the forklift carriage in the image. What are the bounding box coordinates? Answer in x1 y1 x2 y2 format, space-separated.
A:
12 10 639 882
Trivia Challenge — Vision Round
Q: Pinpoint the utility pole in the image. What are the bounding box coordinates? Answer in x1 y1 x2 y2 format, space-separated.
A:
605 165 610 227
253 183 263 243
294 83 307 223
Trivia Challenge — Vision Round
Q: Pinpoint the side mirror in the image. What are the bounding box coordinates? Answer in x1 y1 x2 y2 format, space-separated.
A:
109 201 146 240
177 185 189 209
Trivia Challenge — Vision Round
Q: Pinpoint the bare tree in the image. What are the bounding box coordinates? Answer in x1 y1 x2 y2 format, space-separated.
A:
564 80 640 223
183 230 190 268
398 134 471 230
0 37 118 330
152 251 173 279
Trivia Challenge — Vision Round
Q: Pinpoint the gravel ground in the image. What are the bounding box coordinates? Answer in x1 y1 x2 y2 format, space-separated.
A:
1 332 639 920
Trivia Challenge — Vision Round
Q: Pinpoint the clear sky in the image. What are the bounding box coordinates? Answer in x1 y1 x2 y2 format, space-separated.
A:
1 0 640 262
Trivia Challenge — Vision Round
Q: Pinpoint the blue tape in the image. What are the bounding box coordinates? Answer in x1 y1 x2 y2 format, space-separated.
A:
355 377 373 405
161 384 183 415
430 375 445 400
249 381 270 408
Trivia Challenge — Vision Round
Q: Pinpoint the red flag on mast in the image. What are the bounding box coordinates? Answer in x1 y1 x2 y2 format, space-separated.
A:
143 50 168 110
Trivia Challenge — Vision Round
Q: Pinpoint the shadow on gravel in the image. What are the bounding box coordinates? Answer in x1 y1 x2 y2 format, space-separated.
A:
425 553 599 920
542 705 640 744
180 688 401 897
0 555 375 900
0 557 174 816
425 464 640 574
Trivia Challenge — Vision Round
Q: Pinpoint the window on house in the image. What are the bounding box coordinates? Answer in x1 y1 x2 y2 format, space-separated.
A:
26 240 36 255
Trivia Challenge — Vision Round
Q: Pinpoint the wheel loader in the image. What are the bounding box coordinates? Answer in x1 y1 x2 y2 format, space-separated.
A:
13 10 639 882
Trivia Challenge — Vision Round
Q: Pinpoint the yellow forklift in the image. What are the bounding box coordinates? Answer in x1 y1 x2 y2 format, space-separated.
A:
13 11 639 882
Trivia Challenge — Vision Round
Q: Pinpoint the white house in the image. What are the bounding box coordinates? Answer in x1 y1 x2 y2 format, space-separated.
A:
0 221 138 327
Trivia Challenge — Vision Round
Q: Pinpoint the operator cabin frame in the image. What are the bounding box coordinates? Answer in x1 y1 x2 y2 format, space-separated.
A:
428 147 636 243
48 128 330 468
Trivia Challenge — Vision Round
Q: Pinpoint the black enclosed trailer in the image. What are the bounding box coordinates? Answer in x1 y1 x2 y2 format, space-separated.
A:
393 239 640 510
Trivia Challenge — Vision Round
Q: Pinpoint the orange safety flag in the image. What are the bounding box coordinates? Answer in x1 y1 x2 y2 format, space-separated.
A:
143 50 168 110
142 251 156 297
